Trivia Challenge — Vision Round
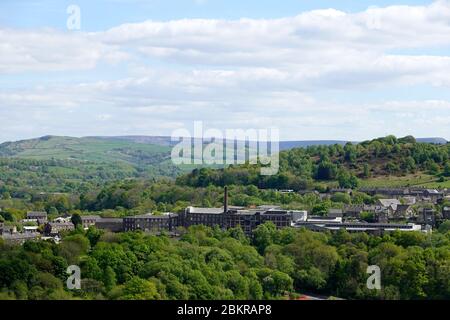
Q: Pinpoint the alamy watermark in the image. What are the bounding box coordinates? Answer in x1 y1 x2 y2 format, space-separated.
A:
67 265 81 290
366 265 381 290
171 121 279 175
67 4 81 30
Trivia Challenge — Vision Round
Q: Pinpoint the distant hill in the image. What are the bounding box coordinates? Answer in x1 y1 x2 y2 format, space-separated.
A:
91 135 177 147
93 136 355 150
0 135 447 181
0 135 182 179
0 135 171 164
1 135 447 161
279 140 353 150
279 138 447 150
416 137 448 144
92 135 448 150
178 135 450 190
0 134 448 192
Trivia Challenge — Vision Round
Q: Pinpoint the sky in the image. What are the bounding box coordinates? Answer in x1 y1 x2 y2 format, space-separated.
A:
1 0 450 142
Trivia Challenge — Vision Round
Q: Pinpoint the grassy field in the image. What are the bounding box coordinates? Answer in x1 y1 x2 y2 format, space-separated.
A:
0 136 185 180
1 136 171 163
0 136 237 180
418 179 450 188
359 173 449 188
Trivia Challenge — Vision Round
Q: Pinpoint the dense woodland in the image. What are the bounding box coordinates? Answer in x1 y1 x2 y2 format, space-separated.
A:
179 136 450 190
1 136 449 196
1 223 449 300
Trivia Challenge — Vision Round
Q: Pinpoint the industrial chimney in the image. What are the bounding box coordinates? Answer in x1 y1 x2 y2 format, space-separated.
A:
224 186 228 214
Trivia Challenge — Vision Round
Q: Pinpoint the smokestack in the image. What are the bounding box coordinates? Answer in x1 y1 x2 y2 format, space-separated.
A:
224 186 228 213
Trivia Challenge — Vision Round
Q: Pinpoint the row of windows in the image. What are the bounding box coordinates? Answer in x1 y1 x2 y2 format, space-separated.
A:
122 213 290 232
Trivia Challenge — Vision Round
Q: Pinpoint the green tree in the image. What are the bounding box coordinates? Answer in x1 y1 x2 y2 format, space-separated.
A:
337 171 359 189
103 266 117 291
316 161 337 180
253 222 277 254
312 203 329 216
86 227 104 247
120 277 160 300
331 192 351 204
363 164 371 178
71 213 82 228
443 162 450 177
438 220 450 233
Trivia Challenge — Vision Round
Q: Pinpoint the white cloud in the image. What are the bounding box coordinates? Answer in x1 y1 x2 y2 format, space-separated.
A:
3 1 450 88
1 1 450 141
1 74 450 141
0 28 129 73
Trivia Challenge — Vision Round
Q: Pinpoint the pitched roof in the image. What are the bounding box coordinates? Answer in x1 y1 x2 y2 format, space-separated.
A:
378 199 401 207
80 215 101 220
96 218 123 223
187 207 224 214
27 211 47 217
396 204 412 213
127 213 175 219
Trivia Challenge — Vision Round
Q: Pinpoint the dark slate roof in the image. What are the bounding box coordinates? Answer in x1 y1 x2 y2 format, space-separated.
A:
27 211 47 217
